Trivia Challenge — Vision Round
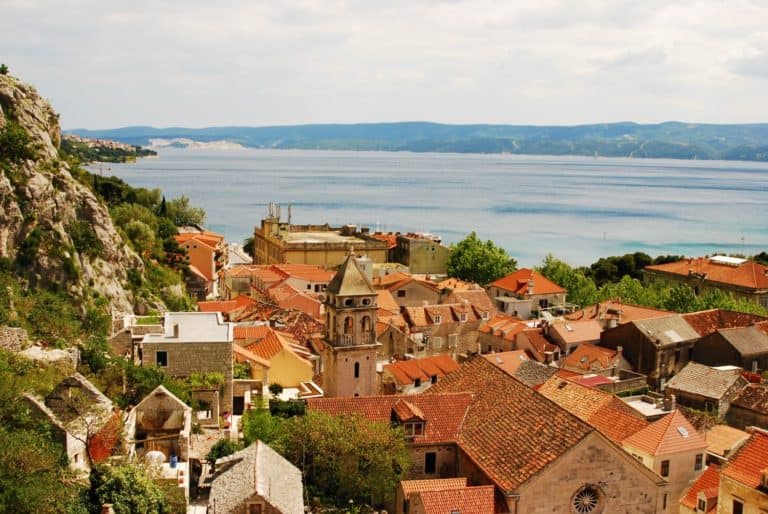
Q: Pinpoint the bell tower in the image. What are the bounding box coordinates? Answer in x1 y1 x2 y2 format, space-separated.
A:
322 249 380 397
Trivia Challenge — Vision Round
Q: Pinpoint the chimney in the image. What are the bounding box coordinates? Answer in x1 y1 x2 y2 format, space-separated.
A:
663 393 676 411
527 278 535 296
173 323 180 338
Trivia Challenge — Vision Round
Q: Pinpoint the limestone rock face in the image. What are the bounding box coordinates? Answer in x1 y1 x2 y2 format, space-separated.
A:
0 74 141 313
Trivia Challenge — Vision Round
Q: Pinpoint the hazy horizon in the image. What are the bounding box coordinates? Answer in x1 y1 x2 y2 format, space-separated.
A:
3 1 768 129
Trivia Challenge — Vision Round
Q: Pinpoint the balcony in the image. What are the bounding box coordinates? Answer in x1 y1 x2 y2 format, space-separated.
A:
334 331 375 347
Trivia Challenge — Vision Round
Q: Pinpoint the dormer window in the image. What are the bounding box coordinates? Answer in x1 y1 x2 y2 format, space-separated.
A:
459 313 467 323
482 311 489 320
403 421 424 437
433 314 442 324
697 498 706 512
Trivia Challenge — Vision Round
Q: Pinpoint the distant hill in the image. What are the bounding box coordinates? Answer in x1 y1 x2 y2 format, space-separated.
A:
67 121 768 161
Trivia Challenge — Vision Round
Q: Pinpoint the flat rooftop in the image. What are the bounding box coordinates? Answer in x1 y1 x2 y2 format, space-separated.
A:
282 231 367 244
143 312 233 343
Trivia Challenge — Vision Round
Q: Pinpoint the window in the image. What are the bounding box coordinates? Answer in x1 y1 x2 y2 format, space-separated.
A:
431 375 438 384
344 298 354 307
354 362 360 378
459 313 467 322
433 315 442 324
397 290 406 298
248 504 263 514
403 422 424 437
362 298 371 306
695 453 703 471
733 499 744 514
697 499 706 512
306 284 312 290
156 351 168 367
424 452 436 474
414 378 422 387
431 337 443 350
571 486 602 514
448 334 458 348
662 493 667 510
482 311 489 320
403 500 409 514
661 460 670 477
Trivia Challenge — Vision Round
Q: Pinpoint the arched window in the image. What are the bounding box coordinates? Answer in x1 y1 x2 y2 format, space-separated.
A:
344 316 354 334
361 315 371 333
354 362 360 378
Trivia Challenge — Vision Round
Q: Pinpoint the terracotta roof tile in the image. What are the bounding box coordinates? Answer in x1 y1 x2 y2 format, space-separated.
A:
244 328 285 361
233 325 272 341
537 375 648 443
384 355 460 386
520 328 558 362
548 320 603 345
646 257 768 290
444 289 495 315
307 393 472 445
198 300 238 313
622 410 707 456
731 384 768 415
561 343 619 371
427 357 593 491
566 300 672 323
233 344 271 368
400 478 468 496
721 430 768 488
682 309 767 337
680 464 720 511
482 350 530 375
488 268 565 295
414 485 496 514
372 271 412 288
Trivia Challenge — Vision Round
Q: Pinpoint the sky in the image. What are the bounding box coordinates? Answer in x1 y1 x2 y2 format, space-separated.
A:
2 0 768 129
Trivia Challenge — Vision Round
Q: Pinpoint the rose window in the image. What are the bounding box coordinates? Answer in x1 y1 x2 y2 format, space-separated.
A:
571 486 602 514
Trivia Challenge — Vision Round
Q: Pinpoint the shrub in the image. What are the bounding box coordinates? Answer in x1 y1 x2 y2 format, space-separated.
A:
0 120 36 163
205 439 243 465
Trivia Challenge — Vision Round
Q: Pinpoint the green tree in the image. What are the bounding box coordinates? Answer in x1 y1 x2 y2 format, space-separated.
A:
447 231 517 285
123 219 156 255
278 411 410 508
242 407 285 447
206 439 243 465
752 251 768 266
597 275 667 309
0 64 8 75
537 254 598 308
0 120 36 163
164 195 206 226
243 237 254 256
88 463 166 514
664 284 699 313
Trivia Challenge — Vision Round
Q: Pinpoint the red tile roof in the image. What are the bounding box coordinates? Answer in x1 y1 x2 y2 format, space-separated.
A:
721 430 768 488
482 350 530 375
243 327 285 360
622 410 707 456
488 268 565 296
519 328 559 362
233 324 272 341
478 314 525 341
566 299 671 323
198 300 238 313
414 485 496 514
427 357 594 491
400 478 468 496
537 375 648 443
383 355 460 386
307 393 473 445
444 289 496 316
682 309 767 337
270 263 335 283
377 289 400 313
233 344 271 368
561 343 620 372
372 271 412 288
731 384 768 415
645 257 768 290
680 464 720 512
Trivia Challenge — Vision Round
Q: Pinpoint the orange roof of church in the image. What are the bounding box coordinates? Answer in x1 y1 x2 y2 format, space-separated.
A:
623 410 707 456
680 464 720 511
645 257 768 290
721 430 768 488
488 268 565 295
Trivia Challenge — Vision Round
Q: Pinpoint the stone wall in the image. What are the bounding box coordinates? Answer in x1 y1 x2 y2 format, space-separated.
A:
0 326 28 352
407 444 458 480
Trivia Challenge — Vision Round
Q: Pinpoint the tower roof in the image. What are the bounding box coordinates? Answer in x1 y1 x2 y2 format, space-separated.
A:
327 250 376 296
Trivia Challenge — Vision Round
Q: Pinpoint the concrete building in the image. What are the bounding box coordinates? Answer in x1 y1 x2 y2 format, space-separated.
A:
252 206 387 266
321 250 381 397
140 312 234 415
643 256 768 310
392 232 450 275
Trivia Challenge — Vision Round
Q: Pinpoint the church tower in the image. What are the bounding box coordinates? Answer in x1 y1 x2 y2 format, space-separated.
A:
322 249 380 397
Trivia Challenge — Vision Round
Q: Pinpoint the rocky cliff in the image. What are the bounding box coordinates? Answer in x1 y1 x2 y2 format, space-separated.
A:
0 73 141 313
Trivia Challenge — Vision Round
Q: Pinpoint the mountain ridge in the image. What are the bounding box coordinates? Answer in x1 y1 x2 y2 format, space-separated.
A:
68 121 768 161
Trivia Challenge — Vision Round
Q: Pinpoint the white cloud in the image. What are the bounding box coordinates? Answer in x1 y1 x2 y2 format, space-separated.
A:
1 0 767 127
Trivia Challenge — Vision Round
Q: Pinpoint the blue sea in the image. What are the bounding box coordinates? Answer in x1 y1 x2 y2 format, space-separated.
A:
94 149 768 267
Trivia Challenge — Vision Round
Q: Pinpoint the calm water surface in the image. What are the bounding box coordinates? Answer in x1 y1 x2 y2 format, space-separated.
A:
96 149 768 267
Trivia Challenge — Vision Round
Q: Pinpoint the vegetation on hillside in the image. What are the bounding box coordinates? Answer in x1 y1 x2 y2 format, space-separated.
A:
60 137 156 163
